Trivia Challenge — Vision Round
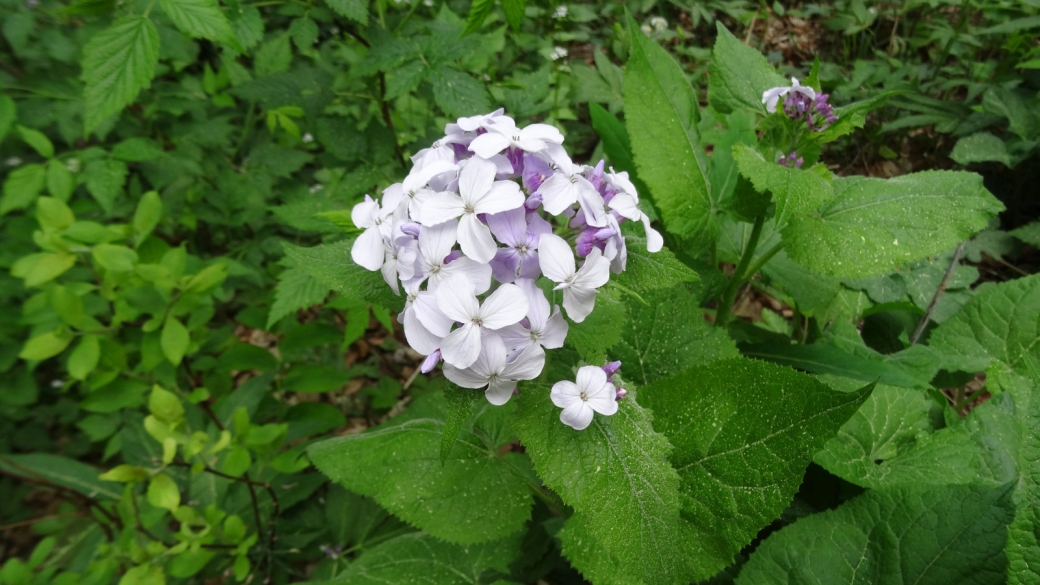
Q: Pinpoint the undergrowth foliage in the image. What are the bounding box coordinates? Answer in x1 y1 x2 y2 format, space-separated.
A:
1 0 1039 584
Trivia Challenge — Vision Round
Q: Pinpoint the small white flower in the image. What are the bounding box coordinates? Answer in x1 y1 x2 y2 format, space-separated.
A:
498 278 568 356
302 133 314 143
5 157 22 167
469 120 565 159
641 24 652 34
551 366 619 430
604 168 662 253
65 158 81 173
382 158 458 220
650 16 668 32
423 0 433 5
350 195 395 271
444 335 545 405
761 78 816 114
309 184 324 193
400 280 451 355
435 276 529 369
538 234 610 323
410 220 492 293
537 145 605 224
550 46 568 61
50 379 64 389
552 5 568 19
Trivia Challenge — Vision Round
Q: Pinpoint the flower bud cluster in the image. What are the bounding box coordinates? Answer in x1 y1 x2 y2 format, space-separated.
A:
350 109 662 426
761 77 840 132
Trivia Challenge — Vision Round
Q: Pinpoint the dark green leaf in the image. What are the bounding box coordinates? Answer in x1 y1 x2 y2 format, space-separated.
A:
82 17 160 133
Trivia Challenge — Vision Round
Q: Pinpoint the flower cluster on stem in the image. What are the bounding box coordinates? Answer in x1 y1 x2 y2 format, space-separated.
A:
351 109 661 429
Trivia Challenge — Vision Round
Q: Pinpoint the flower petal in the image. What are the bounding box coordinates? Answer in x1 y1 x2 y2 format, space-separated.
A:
469 132 513 159
575 366 608 394
350 197 379 229
474 181 524 216
573 249 611 290
351 227 385 271
497 323 533 356
539 308 568 349
418 192 465 226
537 234 575 283
520 123 564 145
560 402 594 430
434 276 478 323
587 391 619 416
443 364 489 389
486 207 527 247
403 306 442 355
501 344 545 381
439 257 492 294
516 278 549 328
380 255 400 295
485 379 516 405
418 220 458 266
457 214 499 265
562 285 598 323
413 292 453 337
404 159 456 193
479 283 529 329
550 380 580 408
459 158 497 204
538 174 579 215
439 322 482 368
641 213 664 253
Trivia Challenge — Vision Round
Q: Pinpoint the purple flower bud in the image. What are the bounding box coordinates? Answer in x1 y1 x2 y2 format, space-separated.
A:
451 143 471 161
507 147 524 175
444 250 463 264
615 387 628 400
602 360 622 377
420 350 441 373
588 160 606 191
399 222 421 238
576 230 597 257
525 192 543 211
523 154 551 193
593 227 616 241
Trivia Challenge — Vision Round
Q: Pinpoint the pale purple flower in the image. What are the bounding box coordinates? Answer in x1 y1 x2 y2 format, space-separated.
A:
538 234 611 323
435 276 529 368
551 366 619 430
399 280 452 355
487 208 542 283
382 159 458 219
447 108 513 134
443 334 545 405
469 120 564 159
536 145 606 224
411 220 491 294
380 232 418 294
350 195 394 271
761 78 816 114
419 158 524 264
497 279 568 356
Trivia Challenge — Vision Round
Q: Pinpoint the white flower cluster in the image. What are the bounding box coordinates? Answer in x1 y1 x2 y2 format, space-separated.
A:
350 109 661 428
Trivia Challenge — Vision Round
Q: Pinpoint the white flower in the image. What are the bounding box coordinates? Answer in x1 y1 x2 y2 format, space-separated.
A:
382 158 458 219
641 24 652 34
537 234 610 323
604 168 662 252
380 233 418 295
350 195 394 271
65 158 80 173
400 280 451 355
550 46 568 61
537 145 605 224
411 220 492 293
469 120 565 159
302 133 314 143
552 5 568 18
435 276 529 369
551 366 618 430
444 334 545 405
498 278 568 356
761 78 816 114
419 158 524 264
5 157 22 167
309 184 324 193
650 16 668 32
447 108 512 134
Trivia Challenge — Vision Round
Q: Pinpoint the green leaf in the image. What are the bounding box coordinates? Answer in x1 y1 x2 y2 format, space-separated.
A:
219 343 280 373
384 59 427 100
929 274 1040 373
324 0 367 25
253 33 292 77
289 17 318 53
20 330 73 361
1011 221 1040 248
149 385 185 423
706 22 785 114
589 103 651 203
36 197 75 230
308 395 533 544
557 513 632 585
1 163 47 216
50 285 84 326
612 238 698 295
15 253 77 288
46 159 75 201
783 171 1004 278
99 464 149 483
735 484 1015 585
229 6 263 51
0 95 15 144
267 266 331 328
502 0 526 31
814 379 979 488
184 263 227 293
16 125 54 158
611 287 738 386
92 243 138 272
429 66 491 118
112 137 164 161
0 453 122 500
951 132 1012 167
463 0 494 35
81 16 160 133
82 159 128 213
982 87 1039 141
283 364 350 392
732 144 834 225
161 317 190 366
147 472 181 512
640 358 873 580
282 240 401 311
159 0 235 43
68 335 101 380
316 532 519 585
624 18 713 242
514 388 685 585
132 191 162 240
441 382 482 464
222 445 251 476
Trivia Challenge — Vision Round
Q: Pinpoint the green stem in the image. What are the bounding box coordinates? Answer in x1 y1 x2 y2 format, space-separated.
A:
233 102 257 162
742 240 783 281
715 214 765 328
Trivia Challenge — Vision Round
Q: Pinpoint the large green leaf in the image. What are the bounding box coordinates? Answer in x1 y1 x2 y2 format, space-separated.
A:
267 266 331 328
81 16 160 133
0 454 122 500
158 0 236 44
612 237 699 296
611 287 739 387
735 483 1015 585
307 396 533 545
951 132 1012 167
558 513 636 585
928 274 1040 373
514 389 686 585
639 358 873 581
814 379 979 488
706 23 785 114
315 532 520 585
429 66 491 118
783 171 1003 278
588 103 651 208
282 239 401 311
731 143 834 226
623 18 713 242
323 0 367 25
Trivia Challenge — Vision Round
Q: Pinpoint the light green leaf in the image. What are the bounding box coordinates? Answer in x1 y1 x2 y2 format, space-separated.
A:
732 143 834 225
149 385 185 423
640 358 872 580
282 240 401 311
951 132 1012 167
624 18 713 242
429 66 491 118
147 472 181 512
81 16 160 133
308 395 533 545
20 330 73 361
783 170 1004 278
324 0 367 25
229 6 264 51
51 285 85 328
1 163 47 216
15 253 77 288
0 453 122 500
612 238 698 295
589 103 651 204
161 317 190 366
36 197 75 230
735 483 1015 585
463 0 494 35
267 266 330 328
289 17 318 53
1011 221 1040 248
46 159 75 201
159 0 235 43
566 287 626 362
558 513 632 585
82 159 128 213
707 22 785 114
132 191 162 240
814 380 979 488
112 137 164 162
16 125 54 158
68 335 101 380
440 382 481 464
92 243 138 272
502 0 526 31
514 389 685 585
929 274 1040 373
611 287 738 386
253 33 291 77
99 464 149 483
316 532 519 585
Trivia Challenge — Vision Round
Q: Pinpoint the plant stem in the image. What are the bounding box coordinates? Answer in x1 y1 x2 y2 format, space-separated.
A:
742 240 783 281
910 241 966 345
715 215 765 328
